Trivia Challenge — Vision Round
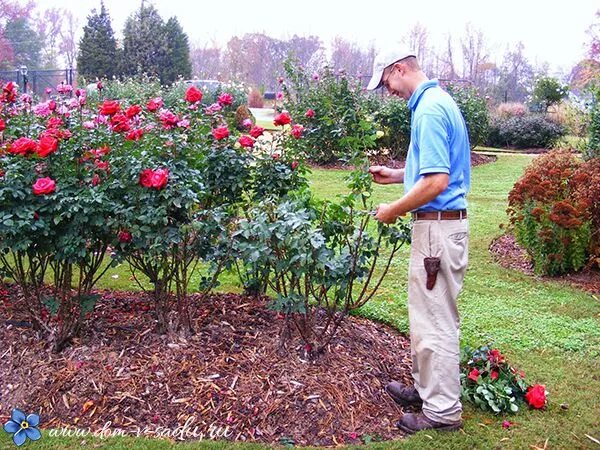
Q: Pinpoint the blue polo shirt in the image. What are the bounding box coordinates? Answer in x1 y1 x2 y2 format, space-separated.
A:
404 79 471 211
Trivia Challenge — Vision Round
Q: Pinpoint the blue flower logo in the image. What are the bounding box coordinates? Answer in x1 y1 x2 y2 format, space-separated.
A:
3 408 41 446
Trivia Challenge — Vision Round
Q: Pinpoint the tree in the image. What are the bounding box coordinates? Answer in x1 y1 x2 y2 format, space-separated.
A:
160 17 192 84
494 42 535 103
3 17 42 69
77 1 119 81
0 0 34 68
190 44 222 79
59 11 78 69
35 7 63 69
460 23 489 85
122 4 168 81
587 9 600 61
532 76 568 112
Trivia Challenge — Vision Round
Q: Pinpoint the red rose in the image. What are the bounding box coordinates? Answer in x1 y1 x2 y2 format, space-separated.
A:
99 100 121 116
118 230 132 243
91 173 101 186
272 154 280 160
291 161 299 170
139 169 154 188
468 368 480 382
291 124 303 139
48 100 57 111
0 118 6 131
140 168 169 189
46 117 63 129
36 134 59 157
32 177 56 195
249 126 264 139
273 111 292 126
150 168 169 189
490 370 499 381
97 81 104 90
185 86 203 103
238 135 255 148
125 104 142 119
110 113 131 133
0 169 5 178
146 97 163 112
525 384 546 409
489 349 505 364
9 137 38 156
217 92 233 106
212 126 230 140
305 108 315 118
95 160 109 172
125 129 144 141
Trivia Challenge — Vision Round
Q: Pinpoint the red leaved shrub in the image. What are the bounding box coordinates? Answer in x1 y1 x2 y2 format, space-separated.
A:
507 150 595 275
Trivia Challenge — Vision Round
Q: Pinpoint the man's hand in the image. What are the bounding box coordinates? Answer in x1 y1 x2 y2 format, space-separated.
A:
375 203 405 224
368 165 404 184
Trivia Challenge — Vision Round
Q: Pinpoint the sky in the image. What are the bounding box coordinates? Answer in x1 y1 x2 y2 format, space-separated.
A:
32 0 599 75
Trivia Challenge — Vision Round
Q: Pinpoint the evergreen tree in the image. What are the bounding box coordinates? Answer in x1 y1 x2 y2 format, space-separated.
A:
76 1 119 81
122 4 168 81
161 17 192 84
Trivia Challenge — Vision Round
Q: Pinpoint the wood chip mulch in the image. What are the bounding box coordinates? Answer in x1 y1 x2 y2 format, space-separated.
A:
0 285 415 447
489 233 600 294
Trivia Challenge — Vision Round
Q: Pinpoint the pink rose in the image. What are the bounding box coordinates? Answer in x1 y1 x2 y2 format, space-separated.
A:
146 97 163 112
305 108 315 118
291 124 303 139
32 177 56 195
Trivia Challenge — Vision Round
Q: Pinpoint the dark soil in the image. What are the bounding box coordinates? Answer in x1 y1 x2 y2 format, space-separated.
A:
489 234 600 294
0 285 414 447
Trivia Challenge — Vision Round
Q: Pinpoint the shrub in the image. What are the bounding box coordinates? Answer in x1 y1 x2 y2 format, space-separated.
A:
572 157 600 266
585 87 600 160
444 83 490 149
282 59 378 164
486 114 565 149
495 102 527 118
248 87 264 108
507 150 593 275
370 95 411 159
0 77 309 348
233 157 410 358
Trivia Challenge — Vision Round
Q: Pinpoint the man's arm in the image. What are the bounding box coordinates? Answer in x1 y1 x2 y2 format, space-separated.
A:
368 165 405 184
375 173 449 224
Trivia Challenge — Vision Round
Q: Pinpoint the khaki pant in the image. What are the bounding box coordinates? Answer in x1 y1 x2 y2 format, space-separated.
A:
408 218 469 424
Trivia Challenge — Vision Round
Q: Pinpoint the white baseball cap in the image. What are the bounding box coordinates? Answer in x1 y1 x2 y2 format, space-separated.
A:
366 47 417 90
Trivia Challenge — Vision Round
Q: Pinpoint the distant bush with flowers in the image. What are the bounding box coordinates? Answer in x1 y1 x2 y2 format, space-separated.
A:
281 58 378 164
461 345 548 414
507 150 596 275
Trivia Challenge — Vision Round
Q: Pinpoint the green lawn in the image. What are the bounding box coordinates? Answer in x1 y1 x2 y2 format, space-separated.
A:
2 154 599 450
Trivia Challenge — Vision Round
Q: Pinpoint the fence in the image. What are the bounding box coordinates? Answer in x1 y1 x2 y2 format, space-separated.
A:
0 68 77 97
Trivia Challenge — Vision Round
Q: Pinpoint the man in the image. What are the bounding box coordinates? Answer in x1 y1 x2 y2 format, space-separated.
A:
366 48 471 434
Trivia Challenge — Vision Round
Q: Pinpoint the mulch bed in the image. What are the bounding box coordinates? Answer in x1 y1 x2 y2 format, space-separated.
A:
489 234 600 294
308 152 497 171
0 285 414 447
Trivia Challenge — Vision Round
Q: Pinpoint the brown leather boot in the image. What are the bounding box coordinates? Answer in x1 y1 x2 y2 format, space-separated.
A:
396 412 462 434
385 381 423 407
